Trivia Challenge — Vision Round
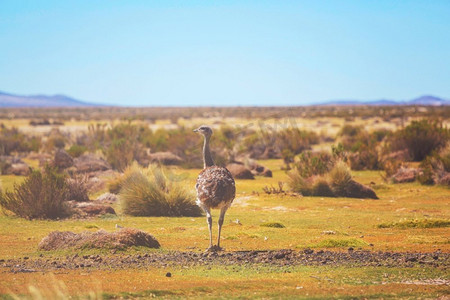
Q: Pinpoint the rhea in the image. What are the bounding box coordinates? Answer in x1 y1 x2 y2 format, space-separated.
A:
194 125 236 252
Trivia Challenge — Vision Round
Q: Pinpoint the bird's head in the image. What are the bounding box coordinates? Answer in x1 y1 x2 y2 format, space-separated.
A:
193 125 213 138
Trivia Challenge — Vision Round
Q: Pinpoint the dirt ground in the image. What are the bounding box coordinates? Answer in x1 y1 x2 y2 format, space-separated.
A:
2 249 449 273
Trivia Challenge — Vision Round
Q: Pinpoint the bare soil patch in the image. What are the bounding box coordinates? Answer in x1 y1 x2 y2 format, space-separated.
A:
2 249 448 273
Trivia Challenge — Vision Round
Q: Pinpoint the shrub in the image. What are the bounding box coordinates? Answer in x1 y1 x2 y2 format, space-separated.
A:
328 161 353 196
67 144 87 158
66 175 90 202
391 119 449 161
0 127 40 155
293 151 333 178
338 125 387 170
312 179 334 197
287 171 313 196
120 164 201 217
0 166 71 219
417 144 450 185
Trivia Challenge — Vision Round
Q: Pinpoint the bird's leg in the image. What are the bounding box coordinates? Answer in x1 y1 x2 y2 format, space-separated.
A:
205 208 214 251
217 206 229 251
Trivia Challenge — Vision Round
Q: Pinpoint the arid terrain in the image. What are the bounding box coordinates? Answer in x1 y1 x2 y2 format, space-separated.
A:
0 105 449 299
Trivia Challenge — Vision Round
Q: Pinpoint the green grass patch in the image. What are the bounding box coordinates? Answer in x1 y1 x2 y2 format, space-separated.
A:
312 238 368 248
260 222 286 228
377 218 450 229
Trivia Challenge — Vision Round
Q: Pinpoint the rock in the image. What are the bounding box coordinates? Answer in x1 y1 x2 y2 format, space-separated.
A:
336 180 378 199
96 193 119 204
246 159 273 177
8 163 30 176
74 154 111 173
148 152 183 165
68 201 116 217
54 149 73 169
383 149 411 162
391 167 418 183
38 228 160 251
226 163 254 179
0 156 30 175
437 172 450 186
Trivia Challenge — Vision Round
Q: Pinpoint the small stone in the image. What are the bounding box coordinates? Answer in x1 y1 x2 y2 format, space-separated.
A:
165 272 172 277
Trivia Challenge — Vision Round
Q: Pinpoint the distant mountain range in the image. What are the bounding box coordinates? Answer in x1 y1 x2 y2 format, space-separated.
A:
0 91 96 107
0 91 449 107
319 95 450 106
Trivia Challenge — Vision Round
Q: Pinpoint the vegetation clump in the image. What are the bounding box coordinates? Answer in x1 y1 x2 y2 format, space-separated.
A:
377 218 450 229
288 158 378 199
119 164 202 217
389 119 449 162
313 238 368 248
0 166 72 219
260 222 286 228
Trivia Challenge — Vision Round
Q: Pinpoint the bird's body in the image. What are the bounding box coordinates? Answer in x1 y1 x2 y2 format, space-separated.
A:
194 125 235 251
196 166 235 209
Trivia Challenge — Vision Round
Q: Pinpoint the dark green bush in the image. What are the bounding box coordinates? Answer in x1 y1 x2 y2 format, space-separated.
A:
0 166 71 219
417 144 450 185
391 119 449 161
292 151 333 178
67 144 87 158
338 126 388 170
0 127 41 155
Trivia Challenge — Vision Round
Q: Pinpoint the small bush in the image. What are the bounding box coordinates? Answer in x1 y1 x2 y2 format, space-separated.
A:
120 164 201 217
312 179 335 197
260 222 286 228
0 166 71 219
293 151 333 178
67 144 87 158
377 218 450 229
390 119 449 161
287 171 313 196
328 161 353 196
0 127 40 155
66 175 90 202
417 143 450 185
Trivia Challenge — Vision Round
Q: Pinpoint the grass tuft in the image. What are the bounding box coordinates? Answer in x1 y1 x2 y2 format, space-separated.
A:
377 218 450 229
313 238 368 248
260 222 286 228
120 164 202 217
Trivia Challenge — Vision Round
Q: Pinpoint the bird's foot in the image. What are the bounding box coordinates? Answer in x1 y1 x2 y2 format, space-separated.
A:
205 245 224 252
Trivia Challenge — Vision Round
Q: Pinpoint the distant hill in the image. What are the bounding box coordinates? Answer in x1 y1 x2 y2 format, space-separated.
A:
0 91 97 107
319 95 450 106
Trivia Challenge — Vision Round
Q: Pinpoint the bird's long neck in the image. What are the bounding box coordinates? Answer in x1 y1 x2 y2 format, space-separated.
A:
203 136 215 168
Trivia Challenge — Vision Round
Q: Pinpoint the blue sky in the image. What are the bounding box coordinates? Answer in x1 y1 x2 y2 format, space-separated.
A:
1 1 449 106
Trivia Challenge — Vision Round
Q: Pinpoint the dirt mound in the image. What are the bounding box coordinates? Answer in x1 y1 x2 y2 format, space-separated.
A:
148 152 183 165
337 180 378 199
38 228 160 251
226 163 254 179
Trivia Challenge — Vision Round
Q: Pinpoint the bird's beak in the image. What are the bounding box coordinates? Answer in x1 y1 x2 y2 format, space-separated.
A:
193 129 198 132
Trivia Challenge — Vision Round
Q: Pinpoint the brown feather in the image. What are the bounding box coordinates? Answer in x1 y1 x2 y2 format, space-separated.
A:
196 166 235 209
